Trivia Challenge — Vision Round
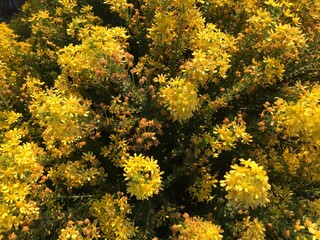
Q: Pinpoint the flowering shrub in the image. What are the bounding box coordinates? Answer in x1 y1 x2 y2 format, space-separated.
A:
1 0 320 239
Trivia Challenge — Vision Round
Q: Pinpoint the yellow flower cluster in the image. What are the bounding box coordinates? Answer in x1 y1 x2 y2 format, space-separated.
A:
294 218 320 240
58 218 100 240
188 172 218 202
0 23 30 110
191 115 252 159
171 214 223 240
146 0 204 62
101 134 130 167
0 64 17 110
260 23 306 59
104 0 134 20
0 112 43 236
0 111 21 130
269 84 320 145
28 81 93 157
159 76 199 123
66 6 101 40
90 193 137 239
182 23 236 83
58 225 82 240
123 154 163 200
220 158 271 209
1 0 320 238
58 26 131 87
213 117 253 148
246 9 273 33
48 152 105 190
242 57 285 87
258 84 320 182
235 217 266 240
58 0 77 13
262 57 285 85
0 23 30 66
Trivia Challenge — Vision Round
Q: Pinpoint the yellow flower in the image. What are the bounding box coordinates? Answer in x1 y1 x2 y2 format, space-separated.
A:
29 83 93 158
305 219 318 235
90 193 137 239
238 217 266 240
104 0 134 19
58 26 130 87
220 158 271 209
48 152 105 189
294 219 305 232
58 226 82 240
188 172 218 202
172 215 223 240
160 77 199 123
123 154 163 200
263 56 285 84
314 230 320 240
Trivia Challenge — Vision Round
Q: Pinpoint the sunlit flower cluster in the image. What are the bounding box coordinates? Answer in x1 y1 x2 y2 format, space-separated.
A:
58 225 82 240
0 23 30 65
123 154 163 200
268 84 320 145
235 217 266 240
262 57 285 84
66 5 101 40
260 23 306 59
171 214 223 240
188 172 218 202
258 84 320 183
101 134 130 167
146 0 204 62
0 112 43 236
220 158 271 209
58 218 100 240
294 218 320 240
90 192 137 239
191 115 252 159
104 0 134 20
58 26 131 87
28 82 93 157
160 77 200 123
182 23 236 82
48 152 105 189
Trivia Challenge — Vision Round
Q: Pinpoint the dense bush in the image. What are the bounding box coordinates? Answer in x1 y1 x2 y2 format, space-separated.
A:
1 0 320 239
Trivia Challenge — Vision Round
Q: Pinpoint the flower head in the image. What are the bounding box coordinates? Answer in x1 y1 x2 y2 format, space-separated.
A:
237 217 266 240
172 215 223 240
123 154 163 200
220 158 271 209
160 77 199 123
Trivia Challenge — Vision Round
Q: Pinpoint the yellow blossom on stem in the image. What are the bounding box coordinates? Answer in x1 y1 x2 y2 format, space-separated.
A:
123 154 163 200
90 193 137 239
159 77 200 123
188 172 218 202
171 215 223 240
236 217 266 240
220 158 271 209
